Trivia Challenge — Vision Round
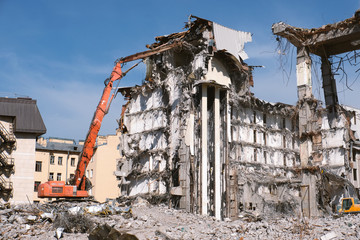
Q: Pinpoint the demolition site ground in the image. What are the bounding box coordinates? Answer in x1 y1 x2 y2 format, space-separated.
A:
1 198 360 240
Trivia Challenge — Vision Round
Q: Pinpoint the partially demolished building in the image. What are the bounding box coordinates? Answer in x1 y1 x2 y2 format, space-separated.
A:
116 15 360 219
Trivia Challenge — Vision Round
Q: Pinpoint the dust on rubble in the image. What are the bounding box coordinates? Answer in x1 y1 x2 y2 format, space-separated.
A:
1 198 360 240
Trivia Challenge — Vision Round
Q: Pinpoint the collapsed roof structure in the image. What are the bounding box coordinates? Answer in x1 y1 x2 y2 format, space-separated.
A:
115 14 360 220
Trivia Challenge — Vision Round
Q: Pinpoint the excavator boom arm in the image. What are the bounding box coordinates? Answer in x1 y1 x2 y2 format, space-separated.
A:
73 40 183 190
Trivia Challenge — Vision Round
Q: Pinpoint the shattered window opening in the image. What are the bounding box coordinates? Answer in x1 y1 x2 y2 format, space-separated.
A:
353 169 357 181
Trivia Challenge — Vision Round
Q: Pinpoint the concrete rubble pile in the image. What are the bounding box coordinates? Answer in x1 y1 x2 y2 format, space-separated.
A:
1 199 360 239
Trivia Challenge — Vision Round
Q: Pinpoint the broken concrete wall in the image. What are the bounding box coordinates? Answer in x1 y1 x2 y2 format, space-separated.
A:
229 96 302 217
116 16 360 220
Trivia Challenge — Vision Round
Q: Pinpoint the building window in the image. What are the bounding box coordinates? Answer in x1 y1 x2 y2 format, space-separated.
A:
90 169 93 178
253 111 256 124
86 170 89 178
282 118 286 129
49 172 54 181
35 161 42 172
283 154 287 166
263 113 267 125
253 130 257 143
354 169 357 181
71 157 75 166
254 149 257 162
353 150 356 162
34 181 41 192
58 156 63 165
50 155 55 164
57 173 62 181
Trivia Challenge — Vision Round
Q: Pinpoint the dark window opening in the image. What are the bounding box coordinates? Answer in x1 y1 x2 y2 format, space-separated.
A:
34 181 41 192
58 156 63 165
207 86 215 111
71 157 75 166
49 172 54 181
50 155 55 164
354 169 357 181
253 130 257 143
282 118 286 129
254 149 257 162
263 113 267 125
353 150 357 162
253 111 256 124
35 161 42 172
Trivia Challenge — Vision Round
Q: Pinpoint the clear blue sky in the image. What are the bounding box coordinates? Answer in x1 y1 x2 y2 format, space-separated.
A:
1 1 359 140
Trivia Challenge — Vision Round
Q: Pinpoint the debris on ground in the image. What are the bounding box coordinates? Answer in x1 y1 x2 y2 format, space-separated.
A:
1 200 360 239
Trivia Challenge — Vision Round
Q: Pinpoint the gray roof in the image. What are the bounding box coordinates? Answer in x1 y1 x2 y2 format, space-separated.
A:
36 141 83 153
0 97 46 136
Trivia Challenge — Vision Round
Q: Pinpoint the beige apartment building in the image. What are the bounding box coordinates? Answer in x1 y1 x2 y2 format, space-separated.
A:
34 137 83 203
87 131 121 202
0 97 46 204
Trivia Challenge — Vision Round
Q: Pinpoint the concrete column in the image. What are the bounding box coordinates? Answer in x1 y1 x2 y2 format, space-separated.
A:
296 47 318 217
227 92 231 143
296 47 313 166
201 85 208 215
296 47 312 98
214 88 221 220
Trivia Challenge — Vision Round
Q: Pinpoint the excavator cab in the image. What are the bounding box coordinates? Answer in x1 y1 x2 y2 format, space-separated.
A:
338 197 360 214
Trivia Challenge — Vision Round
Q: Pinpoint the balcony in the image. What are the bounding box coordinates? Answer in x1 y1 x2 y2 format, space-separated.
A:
0 122 15 145
0 175 13 193
0 152 14 169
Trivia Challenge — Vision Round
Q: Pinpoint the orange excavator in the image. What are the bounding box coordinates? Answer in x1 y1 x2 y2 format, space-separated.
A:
37 41 182 198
